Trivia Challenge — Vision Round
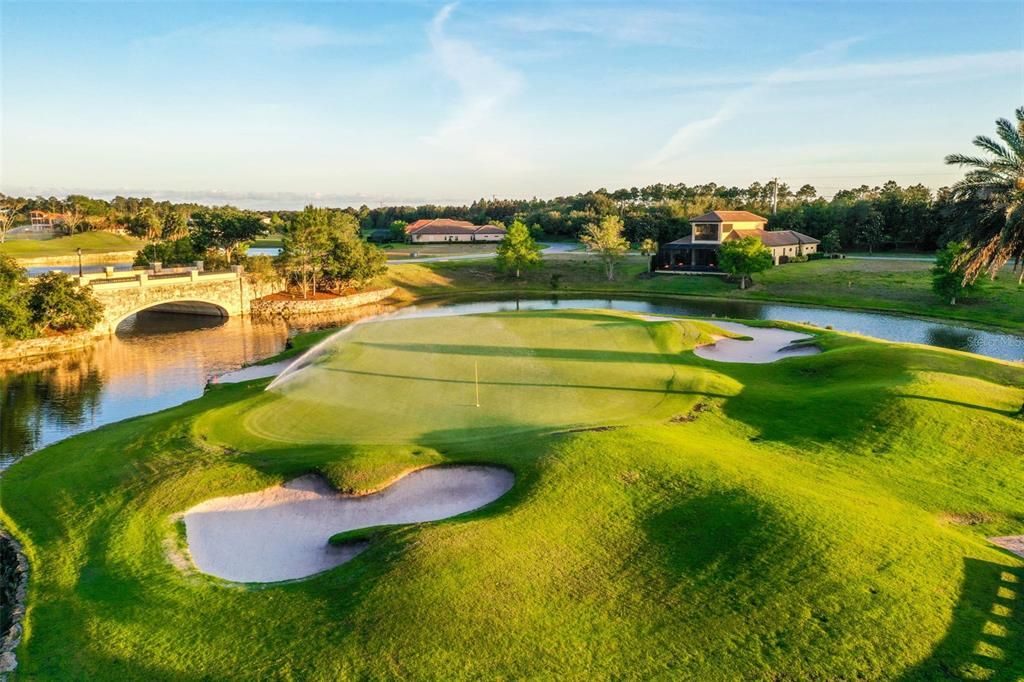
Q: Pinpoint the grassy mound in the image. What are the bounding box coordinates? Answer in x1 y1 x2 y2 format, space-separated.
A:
1 310 1022 679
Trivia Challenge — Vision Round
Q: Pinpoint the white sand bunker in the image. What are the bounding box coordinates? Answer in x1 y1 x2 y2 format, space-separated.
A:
693 320 820 364
183 465 514 583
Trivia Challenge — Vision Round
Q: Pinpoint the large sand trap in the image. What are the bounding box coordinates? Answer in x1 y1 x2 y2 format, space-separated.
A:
182 465 514 583
990 535 1024 559
691 320 820 364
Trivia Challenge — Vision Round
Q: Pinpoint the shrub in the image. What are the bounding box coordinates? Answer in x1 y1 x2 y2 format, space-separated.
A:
28 272 103 332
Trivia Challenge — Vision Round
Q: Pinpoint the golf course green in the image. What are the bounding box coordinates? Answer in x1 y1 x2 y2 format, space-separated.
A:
2 310 1022 679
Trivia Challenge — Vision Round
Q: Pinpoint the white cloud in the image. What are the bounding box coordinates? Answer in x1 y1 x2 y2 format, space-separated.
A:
137 21 385 50
422 3 527 165
642 44 1023 168
494 6 713 46
644 49 1024 90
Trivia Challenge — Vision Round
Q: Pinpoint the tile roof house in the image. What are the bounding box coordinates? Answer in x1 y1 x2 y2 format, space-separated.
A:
654 211 819 272
405 218 507 243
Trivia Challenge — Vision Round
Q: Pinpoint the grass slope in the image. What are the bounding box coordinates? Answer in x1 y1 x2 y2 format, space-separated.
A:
0 232 146 260
2 311 1022 680
384 255 1024 332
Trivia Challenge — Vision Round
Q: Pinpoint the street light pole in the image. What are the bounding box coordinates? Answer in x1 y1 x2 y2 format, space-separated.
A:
77 247 83 277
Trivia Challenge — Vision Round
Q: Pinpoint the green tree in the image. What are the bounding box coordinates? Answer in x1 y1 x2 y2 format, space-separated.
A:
0 255 34 339
581 215 629 281
134 237 201 267
719 236 773 289
128 208 163 240
28 273 103 332
322 212 387 290
191 207 265 262
280 206 332 298
389 220 409 243
932 241 980 305
496 219 542 279
821 229 841 256
945 106 1024 283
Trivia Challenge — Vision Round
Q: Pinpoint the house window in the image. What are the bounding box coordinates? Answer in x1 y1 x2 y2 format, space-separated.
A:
693 224 717 240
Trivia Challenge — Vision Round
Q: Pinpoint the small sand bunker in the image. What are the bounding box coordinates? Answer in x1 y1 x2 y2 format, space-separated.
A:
182 465 514 583
692 320 820 364
990 536 1024 559
213 359 291 384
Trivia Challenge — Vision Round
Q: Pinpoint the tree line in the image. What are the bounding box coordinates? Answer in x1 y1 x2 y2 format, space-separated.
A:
0 179 970 256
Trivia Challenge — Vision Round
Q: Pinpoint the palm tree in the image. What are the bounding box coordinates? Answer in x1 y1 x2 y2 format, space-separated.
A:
945 106 1024 284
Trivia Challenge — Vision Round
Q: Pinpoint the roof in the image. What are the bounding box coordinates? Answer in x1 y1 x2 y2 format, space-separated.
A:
726 229 820 247
665 229 820 249
689 210 768 224
406 218 506 235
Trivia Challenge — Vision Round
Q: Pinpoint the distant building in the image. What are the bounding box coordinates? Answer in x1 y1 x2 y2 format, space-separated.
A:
405 218 507 243
28 210 68 230
655 211 819 272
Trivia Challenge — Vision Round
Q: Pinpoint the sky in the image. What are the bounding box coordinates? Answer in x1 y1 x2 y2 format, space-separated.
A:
2 0 1022 209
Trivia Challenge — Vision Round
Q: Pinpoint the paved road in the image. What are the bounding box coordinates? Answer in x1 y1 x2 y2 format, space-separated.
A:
388 242 581 264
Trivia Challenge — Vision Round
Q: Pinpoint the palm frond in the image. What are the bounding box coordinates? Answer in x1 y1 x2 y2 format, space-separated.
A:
972 135 1014 162
995 117 1024 157
945 153 994 168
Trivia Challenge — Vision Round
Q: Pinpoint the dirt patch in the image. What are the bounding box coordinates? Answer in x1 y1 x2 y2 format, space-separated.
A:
990 536 1024 559
671 402 711 424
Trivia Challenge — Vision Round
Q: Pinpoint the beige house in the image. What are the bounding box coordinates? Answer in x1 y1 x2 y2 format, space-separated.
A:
405 218 507 243
655 210 819 271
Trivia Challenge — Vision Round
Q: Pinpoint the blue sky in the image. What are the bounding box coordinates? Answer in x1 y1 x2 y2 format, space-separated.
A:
2 1 1022 208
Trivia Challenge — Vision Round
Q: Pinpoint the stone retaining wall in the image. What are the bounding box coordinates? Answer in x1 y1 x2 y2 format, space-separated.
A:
0 332 94 362
251 288 396 318
14 250 138 267
0 531 29 679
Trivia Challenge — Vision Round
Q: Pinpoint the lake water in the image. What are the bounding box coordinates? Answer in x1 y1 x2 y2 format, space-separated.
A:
2 296 1021 469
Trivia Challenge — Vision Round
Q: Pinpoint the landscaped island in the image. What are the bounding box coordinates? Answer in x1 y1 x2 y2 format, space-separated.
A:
2 310 1021 679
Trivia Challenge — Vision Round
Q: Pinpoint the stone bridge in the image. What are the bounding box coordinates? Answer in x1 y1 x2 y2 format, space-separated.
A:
81 264 264 334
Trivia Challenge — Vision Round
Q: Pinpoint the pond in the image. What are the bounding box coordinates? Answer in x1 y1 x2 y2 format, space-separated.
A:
2 295 1021 469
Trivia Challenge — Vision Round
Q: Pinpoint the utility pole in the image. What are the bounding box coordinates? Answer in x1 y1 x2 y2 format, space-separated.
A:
771 177 779 215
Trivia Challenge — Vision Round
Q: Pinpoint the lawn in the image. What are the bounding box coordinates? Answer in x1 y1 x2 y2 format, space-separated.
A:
382 242 500 259
383 255 1024 332
2 310 1022 679
0 232 146 260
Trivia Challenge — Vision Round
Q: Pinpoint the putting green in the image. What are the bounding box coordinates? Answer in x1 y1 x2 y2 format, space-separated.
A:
200 311 740 446
2 310 1023 680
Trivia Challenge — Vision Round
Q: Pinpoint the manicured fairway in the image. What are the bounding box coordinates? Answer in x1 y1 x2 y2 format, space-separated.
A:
2 311 1022 679
0 232 146 259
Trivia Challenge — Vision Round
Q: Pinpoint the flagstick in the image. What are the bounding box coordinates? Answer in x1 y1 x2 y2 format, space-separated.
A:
475 360 480 408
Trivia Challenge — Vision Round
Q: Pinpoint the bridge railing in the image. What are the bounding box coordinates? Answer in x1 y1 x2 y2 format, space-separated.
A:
81 265 243 289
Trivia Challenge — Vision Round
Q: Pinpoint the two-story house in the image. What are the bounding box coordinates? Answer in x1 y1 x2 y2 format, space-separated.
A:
654 211 819 272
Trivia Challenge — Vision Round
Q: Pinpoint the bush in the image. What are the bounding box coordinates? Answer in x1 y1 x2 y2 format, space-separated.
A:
0 255 34 340
29 272 103 332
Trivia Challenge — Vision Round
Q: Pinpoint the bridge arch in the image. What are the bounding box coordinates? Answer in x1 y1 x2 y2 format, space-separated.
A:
110 299 231 332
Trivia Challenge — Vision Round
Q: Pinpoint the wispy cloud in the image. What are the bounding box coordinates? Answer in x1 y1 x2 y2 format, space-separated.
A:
642 43 1023 167
644 49 1024 90
136 21 385 50
494 6 714 46
422 3 525 158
